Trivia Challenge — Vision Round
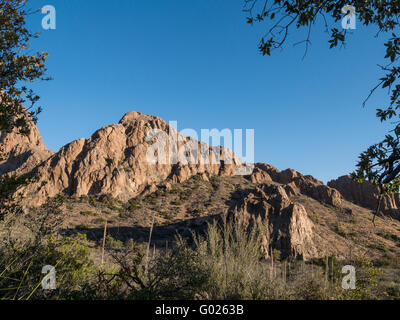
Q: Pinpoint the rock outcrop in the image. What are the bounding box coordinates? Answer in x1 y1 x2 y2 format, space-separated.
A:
16 111 241 207
231 184 319 259
249 163 343 207
328 175 400 216
0 114 54 177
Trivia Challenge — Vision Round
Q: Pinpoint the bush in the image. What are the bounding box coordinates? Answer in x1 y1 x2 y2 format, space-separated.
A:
105 235 123 250
0 233 94 300
192 216 277 299
0 202 97 300
209 176 220 190
342 257 382 300
80 211 97 216
111 239 208 299
126 200 141 211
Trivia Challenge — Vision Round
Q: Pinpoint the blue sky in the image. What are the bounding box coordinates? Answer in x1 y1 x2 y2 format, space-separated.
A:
25 0 392 183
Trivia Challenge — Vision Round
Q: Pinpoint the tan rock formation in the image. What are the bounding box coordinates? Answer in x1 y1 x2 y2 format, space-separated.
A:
249 163 342 207
328 175 400 216
0 113 54 177
16 111 241 207
231 184 319 259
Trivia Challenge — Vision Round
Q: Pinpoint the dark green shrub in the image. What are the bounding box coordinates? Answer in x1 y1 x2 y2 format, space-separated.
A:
126 200 141 211
0 233 94 300
80 210 97 216
112 239 208 299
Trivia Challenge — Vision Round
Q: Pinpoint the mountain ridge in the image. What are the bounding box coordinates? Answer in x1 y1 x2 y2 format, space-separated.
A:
3 110 400 261
11 111 240 207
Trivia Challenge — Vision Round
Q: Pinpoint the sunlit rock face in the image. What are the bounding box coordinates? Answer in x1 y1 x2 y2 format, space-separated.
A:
0 110 54 177
14 111 241 207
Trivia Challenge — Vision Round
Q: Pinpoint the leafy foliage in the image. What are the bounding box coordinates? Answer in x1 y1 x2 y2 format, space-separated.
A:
0 201 94 300
111 238 208 300
0 0 50 134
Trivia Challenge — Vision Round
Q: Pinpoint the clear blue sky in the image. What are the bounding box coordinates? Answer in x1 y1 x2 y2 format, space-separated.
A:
25 0 392 183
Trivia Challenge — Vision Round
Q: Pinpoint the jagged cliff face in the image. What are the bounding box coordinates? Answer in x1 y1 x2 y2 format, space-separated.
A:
231 184 318 260
0 114 54 177
328 175 400 218
15 111 240 207
235 164 350 259
250 164 343 207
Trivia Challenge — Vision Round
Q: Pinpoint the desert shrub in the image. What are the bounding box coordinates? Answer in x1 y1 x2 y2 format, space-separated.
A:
126 200 141 211
192 216 282 299
160 212 173 220
143 195 157 205
119 210 135 219
88 195 97 206
272 249 281 262
54 193 68 205
76 223 90 230
0 206 95 300
0 198 98 300
0 197 390 300
191 208 201 217
341 257 382 300
191 174 202 183
377 232 400 244
76 268 125 300
99 194 121 211
376 243 390 252
80 210 97 216
111 239 208 299
179 189 192 201
105 235 123 250
94 217 107 224
288 266 332 300
209 176 220 190
0 234 94 300
169 218 384 300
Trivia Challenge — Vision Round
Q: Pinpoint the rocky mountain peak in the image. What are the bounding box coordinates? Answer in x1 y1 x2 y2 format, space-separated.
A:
14 111 241 207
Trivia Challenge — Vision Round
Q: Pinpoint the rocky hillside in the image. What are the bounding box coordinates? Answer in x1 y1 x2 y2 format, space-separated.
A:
3 110 400 262
54 169 400 262
328 175 400 219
